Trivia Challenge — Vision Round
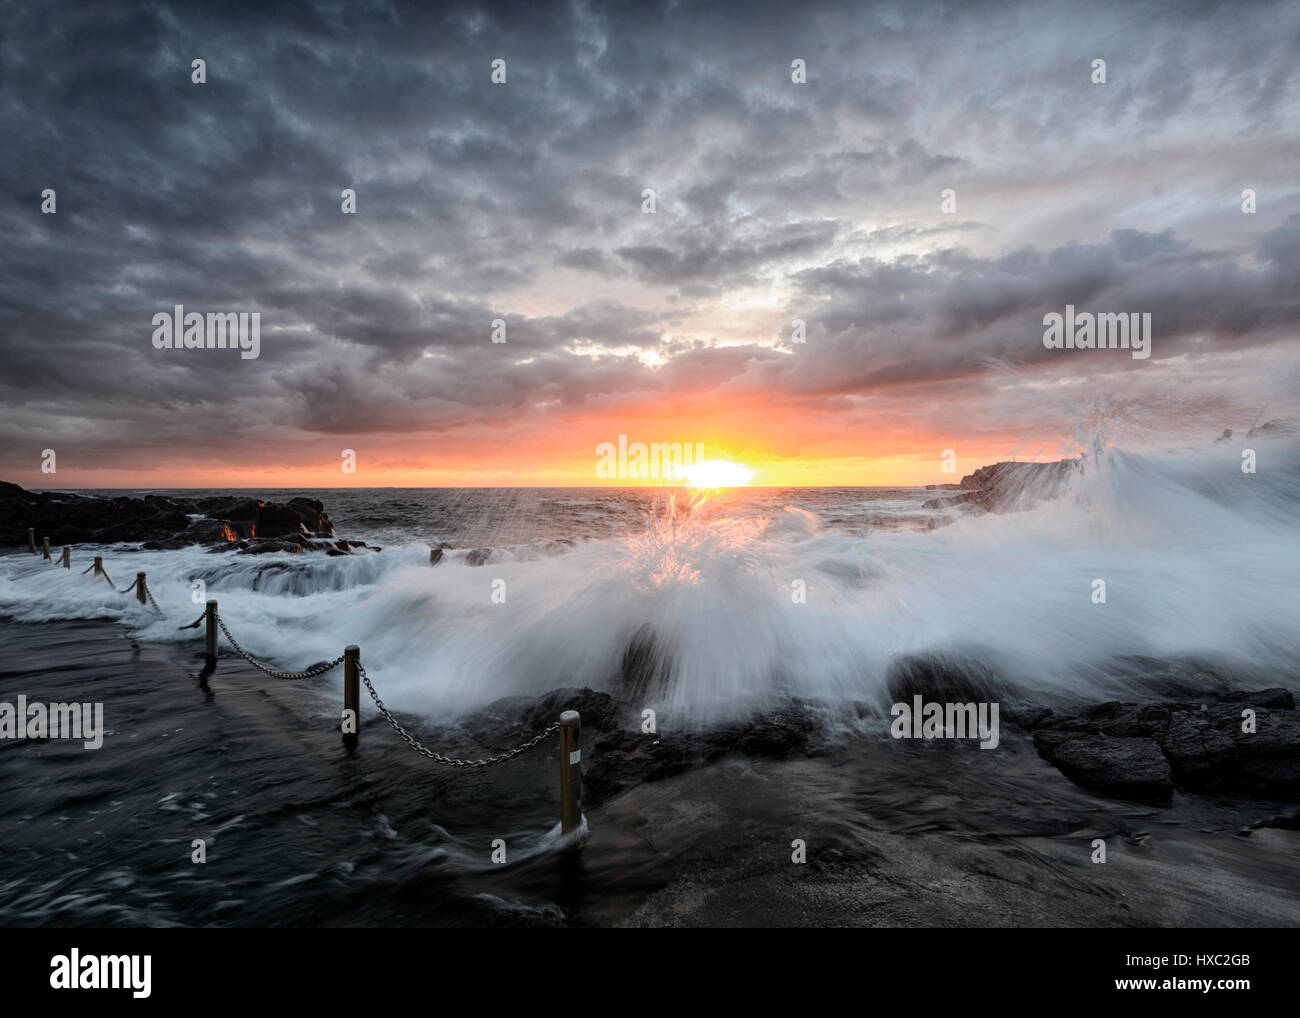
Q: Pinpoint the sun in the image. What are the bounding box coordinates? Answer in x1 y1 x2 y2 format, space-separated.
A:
671 459 756 488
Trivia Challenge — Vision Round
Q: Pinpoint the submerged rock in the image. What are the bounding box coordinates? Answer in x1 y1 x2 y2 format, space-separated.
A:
886 655 1010 705
620 624 673 700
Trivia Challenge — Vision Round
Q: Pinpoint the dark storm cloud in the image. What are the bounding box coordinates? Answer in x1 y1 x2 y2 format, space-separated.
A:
0 0 1298 474
778 221 1300 396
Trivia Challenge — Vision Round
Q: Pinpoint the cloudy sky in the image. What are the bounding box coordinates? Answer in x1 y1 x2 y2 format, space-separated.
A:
2 0 1298 487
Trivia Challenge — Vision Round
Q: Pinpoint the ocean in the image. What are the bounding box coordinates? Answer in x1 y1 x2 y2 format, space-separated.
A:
1 443 1298 925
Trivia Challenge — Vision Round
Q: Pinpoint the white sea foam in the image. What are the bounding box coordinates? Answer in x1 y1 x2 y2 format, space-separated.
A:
2 439 1296 727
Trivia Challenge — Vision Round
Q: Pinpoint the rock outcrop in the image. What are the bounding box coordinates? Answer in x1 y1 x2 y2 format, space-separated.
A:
1022 688 1298 803
955 458 1081 511
0 480 367 554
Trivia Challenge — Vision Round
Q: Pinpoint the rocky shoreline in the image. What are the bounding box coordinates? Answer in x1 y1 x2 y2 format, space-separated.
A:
4 616 1294 928
5 474 1297 813
445 654 1300 817
0 481 373 556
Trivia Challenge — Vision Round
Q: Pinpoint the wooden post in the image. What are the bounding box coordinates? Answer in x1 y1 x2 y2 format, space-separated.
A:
136 572 147 605
42 537 51 560
28 528 36 553
93 556 104 577
60 546 70 569
559 710 582 836
343 645 360 742
204 600 218 660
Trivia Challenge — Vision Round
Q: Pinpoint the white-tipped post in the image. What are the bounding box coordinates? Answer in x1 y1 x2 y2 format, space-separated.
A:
204 600 218 660
559 710 582 836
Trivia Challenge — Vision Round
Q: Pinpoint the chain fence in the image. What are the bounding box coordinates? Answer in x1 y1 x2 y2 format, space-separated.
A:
359 662 560 768
35 545 567 770
216 612 345 680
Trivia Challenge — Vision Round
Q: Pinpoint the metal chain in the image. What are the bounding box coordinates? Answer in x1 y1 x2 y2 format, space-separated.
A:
100 566 115 588
358 663 559 768
117 578 138 594
44 567 559 765
215 613 344 680
141 579 166 617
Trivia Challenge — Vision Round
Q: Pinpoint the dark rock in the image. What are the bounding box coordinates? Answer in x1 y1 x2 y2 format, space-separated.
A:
287 496 334 535
141 538 187 551
1157 710 1240 787
1218 688 1294 710
1029 687 1300 799
885 655 1008 706
921 490 986 510
429 545 443 565
1233 708 1300 794
1106 657 1233 699
0 480 349 550
1035 734 1174 803
458 686 825 806
584 730 695 804
620 624 672 699
184 519 243 544
255 503 307 538
1000 704 1054 729
707 708 817 760
957 459 1081 512
238 539 303 555
195 497 260 522
465 547 492 566
463 688 622 749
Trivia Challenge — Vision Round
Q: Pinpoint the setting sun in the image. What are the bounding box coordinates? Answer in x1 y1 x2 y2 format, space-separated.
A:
672 459 757 488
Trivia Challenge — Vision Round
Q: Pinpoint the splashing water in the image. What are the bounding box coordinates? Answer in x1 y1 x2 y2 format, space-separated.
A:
2 435 1297 728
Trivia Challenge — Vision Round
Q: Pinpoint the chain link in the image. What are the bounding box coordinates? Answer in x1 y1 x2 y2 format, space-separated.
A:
358 663 558 767
141 578 166 617
215 613 344 680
